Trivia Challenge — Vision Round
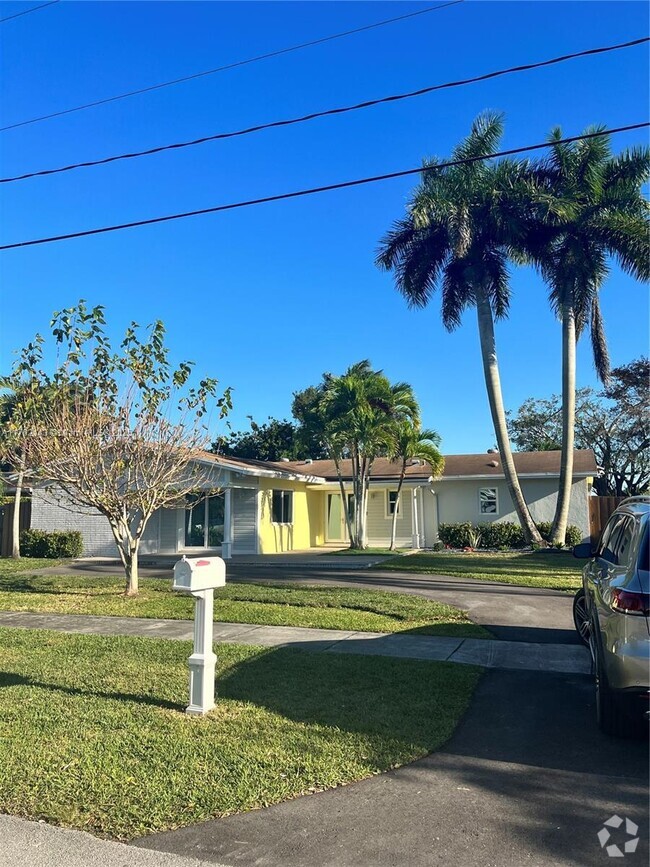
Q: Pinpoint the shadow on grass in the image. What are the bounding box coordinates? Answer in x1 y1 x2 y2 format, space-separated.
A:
216 646 473 744
1 644 475 746
0 670 182 712
0 577 124 597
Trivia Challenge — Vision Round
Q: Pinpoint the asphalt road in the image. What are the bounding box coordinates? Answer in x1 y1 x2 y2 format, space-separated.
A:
136 668 649 867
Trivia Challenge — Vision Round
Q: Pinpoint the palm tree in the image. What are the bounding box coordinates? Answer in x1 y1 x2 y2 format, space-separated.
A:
376 113 543 544
529 130 650 544
388 422 443 550
322 361 419 548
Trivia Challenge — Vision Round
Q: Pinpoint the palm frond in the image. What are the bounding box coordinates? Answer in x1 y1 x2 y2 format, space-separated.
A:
590 294 610 384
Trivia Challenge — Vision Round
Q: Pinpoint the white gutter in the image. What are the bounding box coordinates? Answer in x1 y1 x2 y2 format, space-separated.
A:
195 457 325 484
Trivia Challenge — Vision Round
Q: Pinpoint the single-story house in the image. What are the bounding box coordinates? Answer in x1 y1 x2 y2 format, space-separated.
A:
27 449 597 557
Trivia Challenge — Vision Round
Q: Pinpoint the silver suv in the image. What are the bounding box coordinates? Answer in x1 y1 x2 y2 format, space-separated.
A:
573 496 649 738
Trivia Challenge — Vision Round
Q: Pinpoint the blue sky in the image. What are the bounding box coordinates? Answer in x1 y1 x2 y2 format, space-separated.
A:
1 0 648 453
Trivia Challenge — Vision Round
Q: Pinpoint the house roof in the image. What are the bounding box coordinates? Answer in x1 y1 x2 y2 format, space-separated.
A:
193 449 597 483
274 450 598 481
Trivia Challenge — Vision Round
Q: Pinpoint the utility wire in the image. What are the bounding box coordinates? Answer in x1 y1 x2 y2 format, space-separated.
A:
0 1 462 131
1 123 647 252
0 0 59 23
4 36 647 185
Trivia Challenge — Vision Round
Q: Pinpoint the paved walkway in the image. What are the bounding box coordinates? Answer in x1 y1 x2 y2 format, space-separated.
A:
0 815 221 867
0 611 590 674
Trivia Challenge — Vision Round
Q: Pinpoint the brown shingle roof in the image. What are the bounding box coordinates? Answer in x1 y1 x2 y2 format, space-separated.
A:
278 450 597 481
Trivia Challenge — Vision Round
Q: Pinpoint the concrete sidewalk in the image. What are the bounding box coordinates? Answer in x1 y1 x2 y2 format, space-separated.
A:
0 815 222 867
0 611 590 674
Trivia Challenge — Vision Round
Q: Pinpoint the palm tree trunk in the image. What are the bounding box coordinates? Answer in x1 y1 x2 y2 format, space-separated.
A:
551 304 576 545
11 462 24 559
475 290 543 545
333 455 353 545
389 462 407 551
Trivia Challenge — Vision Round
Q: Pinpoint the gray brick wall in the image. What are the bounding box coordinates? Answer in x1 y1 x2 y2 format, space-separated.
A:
30 486 118 557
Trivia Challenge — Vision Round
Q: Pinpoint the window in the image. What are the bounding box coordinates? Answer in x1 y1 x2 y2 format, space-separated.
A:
184 493 224 548
386 490 401 517
479 488 498 515
272 490 293 524
598 515 627 563
612 518 635 567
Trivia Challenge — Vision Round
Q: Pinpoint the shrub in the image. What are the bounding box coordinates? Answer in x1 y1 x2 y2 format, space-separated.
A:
438 523 474 548
477 522 526 549
438 520 582 550
535 521 582 547
20 529 83 559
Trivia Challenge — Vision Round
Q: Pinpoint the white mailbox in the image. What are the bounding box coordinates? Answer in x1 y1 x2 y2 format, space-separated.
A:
172 555 226 716
173 556 226 595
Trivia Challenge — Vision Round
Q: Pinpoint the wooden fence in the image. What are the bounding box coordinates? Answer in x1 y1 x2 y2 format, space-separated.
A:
589 496 626 544
0 499 32 557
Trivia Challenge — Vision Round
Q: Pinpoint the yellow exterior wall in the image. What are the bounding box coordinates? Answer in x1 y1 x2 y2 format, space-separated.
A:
258 478 325 553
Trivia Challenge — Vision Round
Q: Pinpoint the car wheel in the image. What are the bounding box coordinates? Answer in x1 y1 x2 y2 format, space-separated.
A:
595 662 640 738
572 589 591 645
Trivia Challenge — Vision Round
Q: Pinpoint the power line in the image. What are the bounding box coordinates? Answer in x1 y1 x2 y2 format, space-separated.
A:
1 123 646 252
4 36 647 185
0 0 59 24
0 1 463 131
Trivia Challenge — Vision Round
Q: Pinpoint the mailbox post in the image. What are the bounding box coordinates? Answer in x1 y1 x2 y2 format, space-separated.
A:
172 556 226 716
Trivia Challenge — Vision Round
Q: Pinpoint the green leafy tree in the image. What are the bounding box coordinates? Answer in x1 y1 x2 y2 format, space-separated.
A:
213 416 326 462
377 112 543 544
509 359 650 496
0 336 48 558
387 422 444 550
293 361 419 549
11 301 231 595
527 131 649 543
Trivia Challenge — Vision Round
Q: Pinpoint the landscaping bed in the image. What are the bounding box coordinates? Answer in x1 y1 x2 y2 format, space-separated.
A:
0 628 481 839
378 550 583 591
0 569 490 638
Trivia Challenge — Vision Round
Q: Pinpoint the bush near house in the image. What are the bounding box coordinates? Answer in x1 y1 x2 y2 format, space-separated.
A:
438 521 581 550
20 529 83 559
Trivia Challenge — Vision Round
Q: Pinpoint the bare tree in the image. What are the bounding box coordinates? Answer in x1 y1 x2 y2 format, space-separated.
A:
13 301 231 594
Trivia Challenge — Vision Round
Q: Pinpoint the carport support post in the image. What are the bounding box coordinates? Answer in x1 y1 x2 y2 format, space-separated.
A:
186 588 216 716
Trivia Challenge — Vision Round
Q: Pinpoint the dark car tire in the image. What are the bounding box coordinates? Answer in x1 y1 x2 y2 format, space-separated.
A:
595 661 641 739
572 589 591 645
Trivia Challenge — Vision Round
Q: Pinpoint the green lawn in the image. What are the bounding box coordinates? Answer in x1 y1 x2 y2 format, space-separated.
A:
378 550 583 591
0 627 481 839
0 557 66 574
0 570 489 638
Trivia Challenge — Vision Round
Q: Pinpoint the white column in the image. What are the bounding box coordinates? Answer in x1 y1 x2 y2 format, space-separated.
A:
186 588 216 716
411 488 420 549
222 488 232 559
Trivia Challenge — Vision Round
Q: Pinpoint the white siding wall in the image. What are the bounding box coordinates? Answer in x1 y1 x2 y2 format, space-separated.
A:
159 508 178 552
366 487 413 547
30 486 117 557
232 488 257 553
139 510 161 554
430 477 590 540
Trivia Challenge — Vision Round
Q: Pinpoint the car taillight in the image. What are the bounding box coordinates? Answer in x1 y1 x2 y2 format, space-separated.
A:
610 589 650 616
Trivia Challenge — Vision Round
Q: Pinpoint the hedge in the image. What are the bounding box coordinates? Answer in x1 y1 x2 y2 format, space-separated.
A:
438 521 582 550
20 529 83 559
